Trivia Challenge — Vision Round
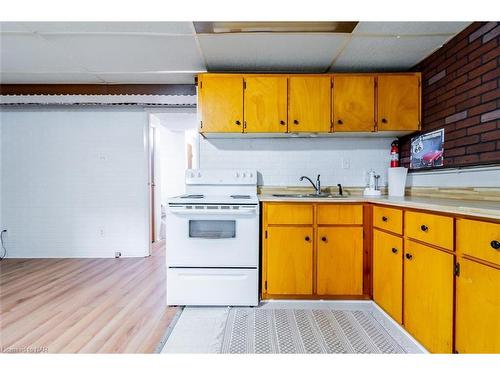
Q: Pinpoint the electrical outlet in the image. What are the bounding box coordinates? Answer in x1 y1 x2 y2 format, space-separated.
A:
99 227 105 237
341 158 350 169
115 252 122 258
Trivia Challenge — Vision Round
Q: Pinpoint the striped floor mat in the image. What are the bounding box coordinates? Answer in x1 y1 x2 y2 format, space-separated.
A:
220 308 406 354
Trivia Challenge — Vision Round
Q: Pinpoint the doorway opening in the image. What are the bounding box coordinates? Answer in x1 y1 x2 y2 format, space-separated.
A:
148 109 199 243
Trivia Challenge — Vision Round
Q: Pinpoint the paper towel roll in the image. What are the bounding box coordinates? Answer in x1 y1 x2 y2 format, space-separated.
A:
388 167 408 197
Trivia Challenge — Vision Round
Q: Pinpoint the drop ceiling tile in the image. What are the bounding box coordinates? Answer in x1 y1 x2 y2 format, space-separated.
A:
0 72 103 84
353 22 471 35
198 33 349 71
13 22 195 34
97 72 198 84
40 34 206 72
331 35 454 71
0 34 87 72
0 22 32 32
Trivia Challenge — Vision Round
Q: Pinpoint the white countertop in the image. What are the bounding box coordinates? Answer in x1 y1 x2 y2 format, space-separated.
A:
258 194 500 220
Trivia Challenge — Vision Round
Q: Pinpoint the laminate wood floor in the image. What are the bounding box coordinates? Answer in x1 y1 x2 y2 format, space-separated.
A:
0 241 178 353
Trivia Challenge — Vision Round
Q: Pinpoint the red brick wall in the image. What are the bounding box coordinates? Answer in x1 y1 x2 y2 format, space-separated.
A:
400 22 500 168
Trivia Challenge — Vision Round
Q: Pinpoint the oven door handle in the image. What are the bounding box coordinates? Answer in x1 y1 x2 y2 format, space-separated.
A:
168 207 257 215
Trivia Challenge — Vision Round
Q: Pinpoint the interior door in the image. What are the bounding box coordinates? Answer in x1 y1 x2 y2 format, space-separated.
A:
373 229 403 323
288 76 331 133
199 75 244 132
404 239 454 353
456 258 500 353
244 76 288 133
377 75 420 131
317 227 363 295
333 75 375 132
266 226 313 295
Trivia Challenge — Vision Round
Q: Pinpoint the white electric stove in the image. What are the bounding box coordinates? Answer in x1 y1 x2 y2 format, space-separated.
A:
165 169 259 306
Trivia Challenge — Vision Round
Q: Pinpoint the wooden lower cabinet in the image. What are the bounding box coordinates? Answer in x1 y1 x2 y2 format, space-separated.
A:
373 229 403 324
317 226 363 295
455 258 500 353
266 226 313 295
403 239 454 353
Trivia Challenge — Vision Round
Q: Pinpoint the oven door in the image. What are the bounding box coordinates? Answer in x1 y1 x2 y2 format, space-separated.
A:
165 204 259 267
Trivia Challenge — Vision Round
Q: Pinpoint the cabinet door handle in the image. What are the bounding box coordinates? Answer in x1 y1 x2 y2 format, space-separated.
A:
491 240 500 250
321 237 327 242
392 248 398 254
381 118 388 124
305 236 310 242
382 216 388 222
293 119 299 125
280 120 286 126
235 120 241 125
405 253 413 260
420 224 428 232
337 119 343 125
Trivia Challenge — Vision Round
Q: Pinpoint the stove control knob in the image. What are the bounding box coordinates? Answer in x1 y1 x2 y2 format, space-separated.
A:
235 172 240 178
197 172 201 177
242 173 246 178
189 172 195 178
250 173 253 178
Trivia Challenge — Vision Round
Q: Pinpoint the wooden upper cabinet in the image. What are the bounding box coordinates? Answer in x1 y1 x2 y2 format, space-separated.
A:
199 75 243 132
377 74 420 131
333 75 375 132
244 76 287 133
288 76 331 132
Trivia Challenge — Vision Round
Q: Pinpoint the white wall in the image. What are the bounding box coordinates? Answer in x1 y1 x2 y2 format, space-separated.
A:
406 165 500 187
199 137 393 187
0 107 150 258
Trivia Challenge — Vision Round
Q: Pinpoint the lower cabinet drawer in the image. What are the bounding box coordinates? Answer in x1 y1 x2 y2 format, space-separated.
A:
373 205 403 235
317 204 363 225
167 268 258 306
405 211 454 250
456 218 500 266
266 203 313 225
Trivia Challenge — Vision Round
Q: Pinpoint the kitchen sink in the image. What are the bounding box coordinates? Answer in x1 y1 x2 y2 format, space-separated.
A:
271 193 347 199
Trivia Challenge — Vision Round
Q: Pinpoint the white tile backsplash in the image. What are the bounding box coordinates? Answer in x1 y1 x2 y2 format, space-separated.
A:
199 137 394 187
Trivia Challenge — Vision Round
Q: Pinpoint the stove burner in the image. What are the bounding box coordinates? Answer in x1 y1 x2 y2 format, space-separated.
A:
180 194 204 199
230 195 251 199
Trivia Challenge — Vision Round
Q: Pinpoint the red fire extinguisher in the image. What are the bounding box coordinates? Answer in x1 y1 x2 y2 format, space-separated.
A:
390 140 399 168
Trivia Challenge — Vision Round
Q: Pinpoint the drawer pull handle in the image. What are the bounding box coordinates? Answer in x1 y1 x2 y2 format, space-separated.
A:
305 236 310 242
420 224 428 232
235 120 241 125
294 119 299 125
405 253 413 260
321 236 327 242
382 216 388 222
491 240 500 250
391 248 398 254
280 120 286 126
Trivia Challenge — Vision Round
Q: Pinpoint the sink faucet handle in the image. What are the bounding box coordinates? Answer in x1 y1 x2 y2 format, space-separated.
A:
337 183 343 196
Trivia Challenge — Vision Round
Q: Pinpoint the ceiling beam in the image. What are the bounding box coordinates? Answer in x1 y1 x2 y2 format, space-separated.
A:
0 84 196 96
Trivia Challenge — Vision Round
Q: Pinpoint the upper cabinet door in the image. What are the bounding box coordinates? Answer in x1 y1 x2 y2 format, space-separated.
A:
288 76 331 132
378 75 420 131
199 75 244 132
333 75 375 132
244 76 288 133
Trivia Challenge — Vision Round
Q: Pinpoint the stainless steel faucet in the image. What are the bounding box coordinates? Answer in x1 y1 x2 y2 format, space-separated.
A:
299 174 321 195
